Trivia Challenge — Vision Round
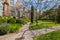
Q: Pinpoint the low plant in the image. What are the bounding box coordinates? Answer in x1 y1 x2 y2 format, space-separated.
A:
0 23 10 35
33 30 60 40
9 24 21 33
7 18 16 23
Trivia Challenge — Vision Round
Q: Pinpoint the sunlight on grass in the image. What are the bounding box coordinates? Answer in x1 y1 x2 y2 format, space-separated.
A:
33 30 60 40
29 20 60 30
9 24 23 33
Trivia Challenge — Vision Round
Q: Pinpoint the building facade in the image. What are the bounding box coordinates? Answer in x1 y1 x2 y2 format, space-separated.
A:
9 0 17 17
3 0 10 16
16 1 20 18
0 0 3 16
0 0 17 16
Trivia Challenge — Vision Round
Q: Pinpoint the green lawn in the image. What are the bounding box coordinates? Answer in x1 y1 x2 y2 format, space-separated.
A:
29 20 60 30
9 23 23 33
33 30 60 40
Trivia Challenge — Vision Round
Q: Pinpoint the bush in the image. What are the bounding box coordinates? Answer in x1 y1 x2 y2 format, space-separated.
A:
16 19 26 24
7 18 16 23
0 16 29 24
0 16 12 24
0 16 30 35
20 19 27 24
0 23 22 35
24 18 30 22
0 17 7 23
9 24 22 33
16 18 29 24
16 19 21 23
0 23 10 35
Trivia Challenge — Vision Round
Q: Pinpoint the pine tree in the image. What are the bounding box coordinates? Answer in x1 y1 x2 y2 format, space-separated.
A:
57 5 60 23
31 5 34 23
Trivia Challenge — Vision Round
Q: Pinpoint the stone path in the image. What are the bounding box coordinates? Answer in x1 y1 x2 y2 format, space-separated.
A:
15 23 60 40
32 26 60 36
0 22 33 40
0 33 17 40
15 22 33 40
0 22 60 40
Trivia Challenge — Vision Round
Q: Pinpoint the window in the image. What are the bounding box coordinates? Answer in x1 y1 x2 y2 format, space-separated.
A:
10 0 14 6
0 0 3 10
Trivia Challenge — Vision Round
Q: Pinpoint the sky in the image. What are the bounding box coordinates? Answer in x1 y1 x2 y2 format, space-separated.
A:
18 0 60 10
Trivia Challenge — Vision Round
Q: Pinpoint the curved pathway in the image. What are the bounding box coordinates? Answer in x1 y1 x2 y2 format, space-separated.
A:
32 26 60 36
15 23 60 40
15 22 33 40
0 22 60 40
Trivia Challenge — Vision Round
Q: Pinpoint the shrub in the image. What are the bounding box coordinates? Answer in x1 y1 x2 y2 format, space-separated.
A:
16 19 26 24
24 18 30 22
0 23 22 35
16 19 21 23
9 24 21 33
7 18 16 23
0 17 7 23
0 23 10 35
20 19 27 24
0 16 12 23
16 18 29 24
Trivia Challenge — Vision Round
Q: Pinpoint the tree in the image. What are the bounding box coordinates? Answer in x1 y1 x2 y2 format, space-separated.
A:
17 8 20 18
16 1 20 18
56 5 60 23
31 5 34 23
3 1 9 16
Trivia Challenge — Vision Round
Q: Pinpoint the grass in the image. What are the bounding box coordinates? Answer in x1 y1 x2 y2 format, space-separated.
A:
33 30 60 40
29 20 60 30
0 23 23 35
0 16 30 35
9 23 23 33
